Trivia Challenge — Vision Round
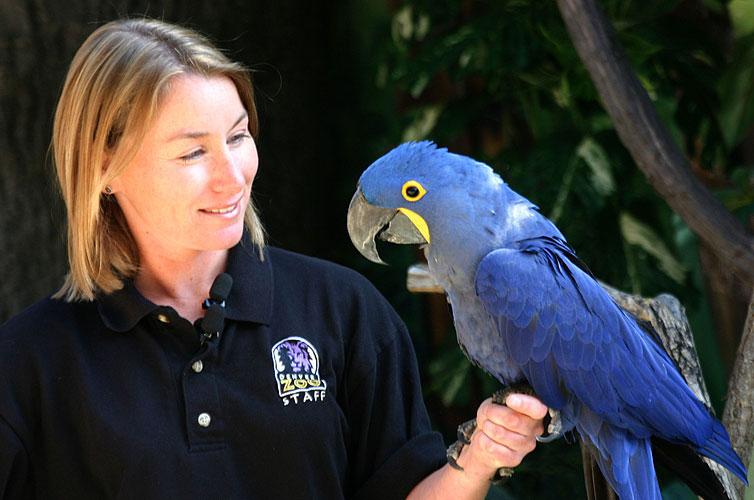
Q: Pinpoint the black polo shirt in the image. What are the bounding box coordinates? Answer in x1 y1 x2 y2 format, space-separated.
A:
0 241 446 499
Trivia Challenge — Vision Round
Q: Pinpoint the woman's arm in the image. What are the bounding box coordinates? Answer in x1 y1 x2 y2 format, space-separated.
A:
408 393 548 499
0 416 32 499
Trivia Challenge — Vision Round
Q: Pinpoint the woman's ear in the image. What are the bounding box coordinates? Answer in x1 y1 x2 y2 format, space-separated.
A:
102 153 122 194
106 177 122 195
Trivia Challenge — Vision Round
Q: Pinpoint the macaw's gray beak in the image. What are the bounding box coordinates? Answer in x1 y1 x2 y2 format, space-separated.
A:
347 187 428 265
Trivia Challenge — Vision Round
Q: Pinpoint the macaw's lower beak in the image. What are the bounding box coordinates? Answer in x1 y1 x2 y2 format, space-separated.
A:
347 187 429 264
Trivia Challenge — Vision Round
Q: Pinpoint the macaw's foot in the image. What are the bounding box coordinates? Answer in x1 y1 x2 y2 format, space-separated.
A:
491 381 536 405
537 407 565 443
446 417 516 485
447 417 476 471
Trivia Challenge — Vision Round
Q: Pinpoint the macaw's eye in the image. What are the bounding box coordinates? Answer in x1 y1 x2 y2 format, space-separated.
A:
402 180 426 202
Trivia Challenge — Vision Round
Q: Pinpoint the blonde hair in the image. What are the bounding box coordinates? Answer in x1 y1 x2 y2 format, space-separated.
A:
52 18 265 302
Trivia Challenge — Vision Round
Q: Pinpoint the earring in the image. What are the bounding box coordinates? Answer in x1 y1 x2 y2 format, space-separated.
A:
103 185 113 195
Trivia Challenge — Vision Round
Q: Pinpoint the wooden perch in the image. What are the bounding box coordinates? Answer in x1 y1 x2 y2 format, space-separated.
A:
407 263 740 499
722 290 754 496
554 0 754 287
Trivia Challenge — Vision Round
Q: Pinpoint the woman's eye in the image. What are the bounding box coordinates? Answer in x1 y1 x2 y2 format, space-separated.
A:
179 149 204 162
229 132 250 145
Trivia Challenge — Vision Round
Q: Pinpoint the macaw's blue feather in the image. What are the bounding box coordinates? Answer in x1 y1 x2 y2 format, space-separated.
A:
355 141 748 495
578 402 662 500
475 239 749 488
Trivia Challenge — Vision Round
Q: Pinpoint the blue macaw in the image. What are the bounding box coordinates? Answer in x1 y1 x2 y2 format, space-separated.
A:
346 141 748 499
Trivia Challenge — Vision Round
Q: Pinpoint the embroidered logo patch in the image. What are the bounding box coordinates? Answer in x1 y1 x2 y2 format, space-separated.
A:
271 336 327 406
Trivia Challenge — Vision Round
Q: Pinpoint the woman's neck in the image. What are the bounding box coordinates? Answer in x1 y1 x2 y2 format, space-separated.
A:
134 247 229 323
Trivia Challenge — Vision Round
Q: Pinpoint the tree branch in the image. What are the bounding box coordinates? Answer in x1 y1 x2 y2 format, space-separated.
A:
554 0 754 286
722 289 754 499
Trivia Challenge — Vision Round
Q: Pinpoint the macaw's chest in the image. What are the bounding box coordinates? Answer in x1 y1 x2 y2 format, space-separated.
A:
446 289 522 385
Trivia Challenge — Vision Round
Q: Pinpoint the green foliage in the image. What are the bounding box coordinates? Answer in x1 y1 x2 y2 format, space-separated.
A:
362 0 754 497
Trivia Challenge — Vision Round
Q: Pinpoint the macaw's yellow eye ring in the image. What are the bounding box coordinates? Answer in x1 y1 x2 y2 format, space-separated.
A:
402 180 427 202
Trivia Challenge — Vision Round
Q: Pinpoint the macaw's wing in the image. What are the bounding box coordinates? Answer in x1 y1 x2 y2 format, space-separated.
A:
474 237 714 445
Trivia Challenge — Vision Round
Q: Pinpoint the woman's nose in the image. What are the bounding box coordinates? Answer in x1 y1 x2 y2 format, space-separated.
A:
211 150 246 192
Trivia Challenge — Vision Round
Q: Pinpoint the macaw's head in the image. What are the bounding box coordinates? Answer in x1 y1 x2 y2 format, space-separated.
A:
347 141 503 264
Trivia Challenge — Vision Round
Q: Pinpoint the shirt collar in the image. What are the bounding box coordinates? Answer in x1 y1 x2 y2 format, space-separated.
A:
97 279 158 332
97 234 273 332
224 236 273 324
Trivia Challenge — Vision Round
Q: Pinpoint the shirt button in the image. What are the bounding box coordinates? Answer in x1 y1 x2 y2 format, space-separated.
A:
156 313 171 324
197 413 211 428
192 360 204 373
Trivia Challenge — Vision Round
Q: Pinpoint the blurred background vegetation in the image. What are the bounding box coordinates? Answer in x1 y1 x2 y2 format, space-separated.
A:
1 0 752 498
338 0 754 497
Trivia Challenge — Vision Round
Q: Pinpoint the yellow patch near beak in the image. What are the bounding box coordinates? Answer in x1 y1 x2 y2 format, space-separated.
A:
397 208 431 244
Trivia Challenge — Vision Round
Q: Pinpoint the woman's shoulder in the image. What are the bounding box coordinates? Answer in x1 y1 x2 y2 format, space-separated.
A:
0 296 93 346
267 246 379 294
266 246 405 334
266 247 403 324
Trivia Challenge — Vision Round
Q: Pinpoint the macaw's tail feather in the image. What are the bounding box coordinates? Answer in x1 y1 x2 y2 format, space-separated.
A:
697 421 749 485
580 425 741 500
581 440 617 500
578 423 662 500
651 437 730 500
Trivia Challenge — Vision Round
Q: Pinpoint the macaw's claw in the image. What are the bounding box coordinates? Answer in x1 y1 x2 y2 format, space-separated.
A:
447 418 476 471
491 466 515 485
491 381 536 405
457 418 476 445
537 408 564 443
447 435 514 484
446 440 465 471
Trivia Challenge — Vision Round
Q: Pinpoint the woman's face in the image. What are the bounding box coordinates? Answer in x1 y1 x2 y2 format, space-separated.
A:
110 74 258 260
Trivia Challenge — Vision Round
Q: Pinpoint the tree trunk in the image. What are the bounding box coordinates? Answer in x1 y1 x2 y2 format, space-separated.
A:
722 290 754 499
698 242 752 372
554 0 754 287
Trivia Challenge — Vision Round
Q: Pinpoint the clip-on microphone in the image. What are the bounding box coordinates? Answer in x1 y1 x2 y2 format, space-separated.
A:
198 273 233 345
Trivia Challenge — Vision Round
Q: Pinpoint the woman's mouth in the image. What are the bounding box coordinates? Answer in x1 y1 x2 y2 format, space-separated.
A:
199 199 241 218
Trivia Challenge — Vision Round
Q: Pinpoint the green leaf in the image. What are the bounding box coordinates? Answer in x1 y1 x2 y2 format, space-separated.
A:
441 363 470 407
577 137 615 197
619 212 687 283
410 73 430 98
730 0 754 37
553 73 571 108
392 6 414 44
718 38 754 150
518 91 553 139
653 96 686 153
699 0 726 15
374 63 388 89
428 345 472 407
402 105 443 142
415 11 431 41
549 156 580 223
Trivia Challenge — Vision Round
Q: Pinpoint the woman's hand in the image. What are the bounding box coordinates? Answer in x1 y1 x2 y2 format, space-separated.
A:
408 394 548 499
454 393 548 481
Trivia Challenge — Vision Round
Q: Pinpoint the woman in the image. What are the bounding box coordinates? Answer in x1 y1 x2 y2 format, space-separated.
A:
0 18 546 499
